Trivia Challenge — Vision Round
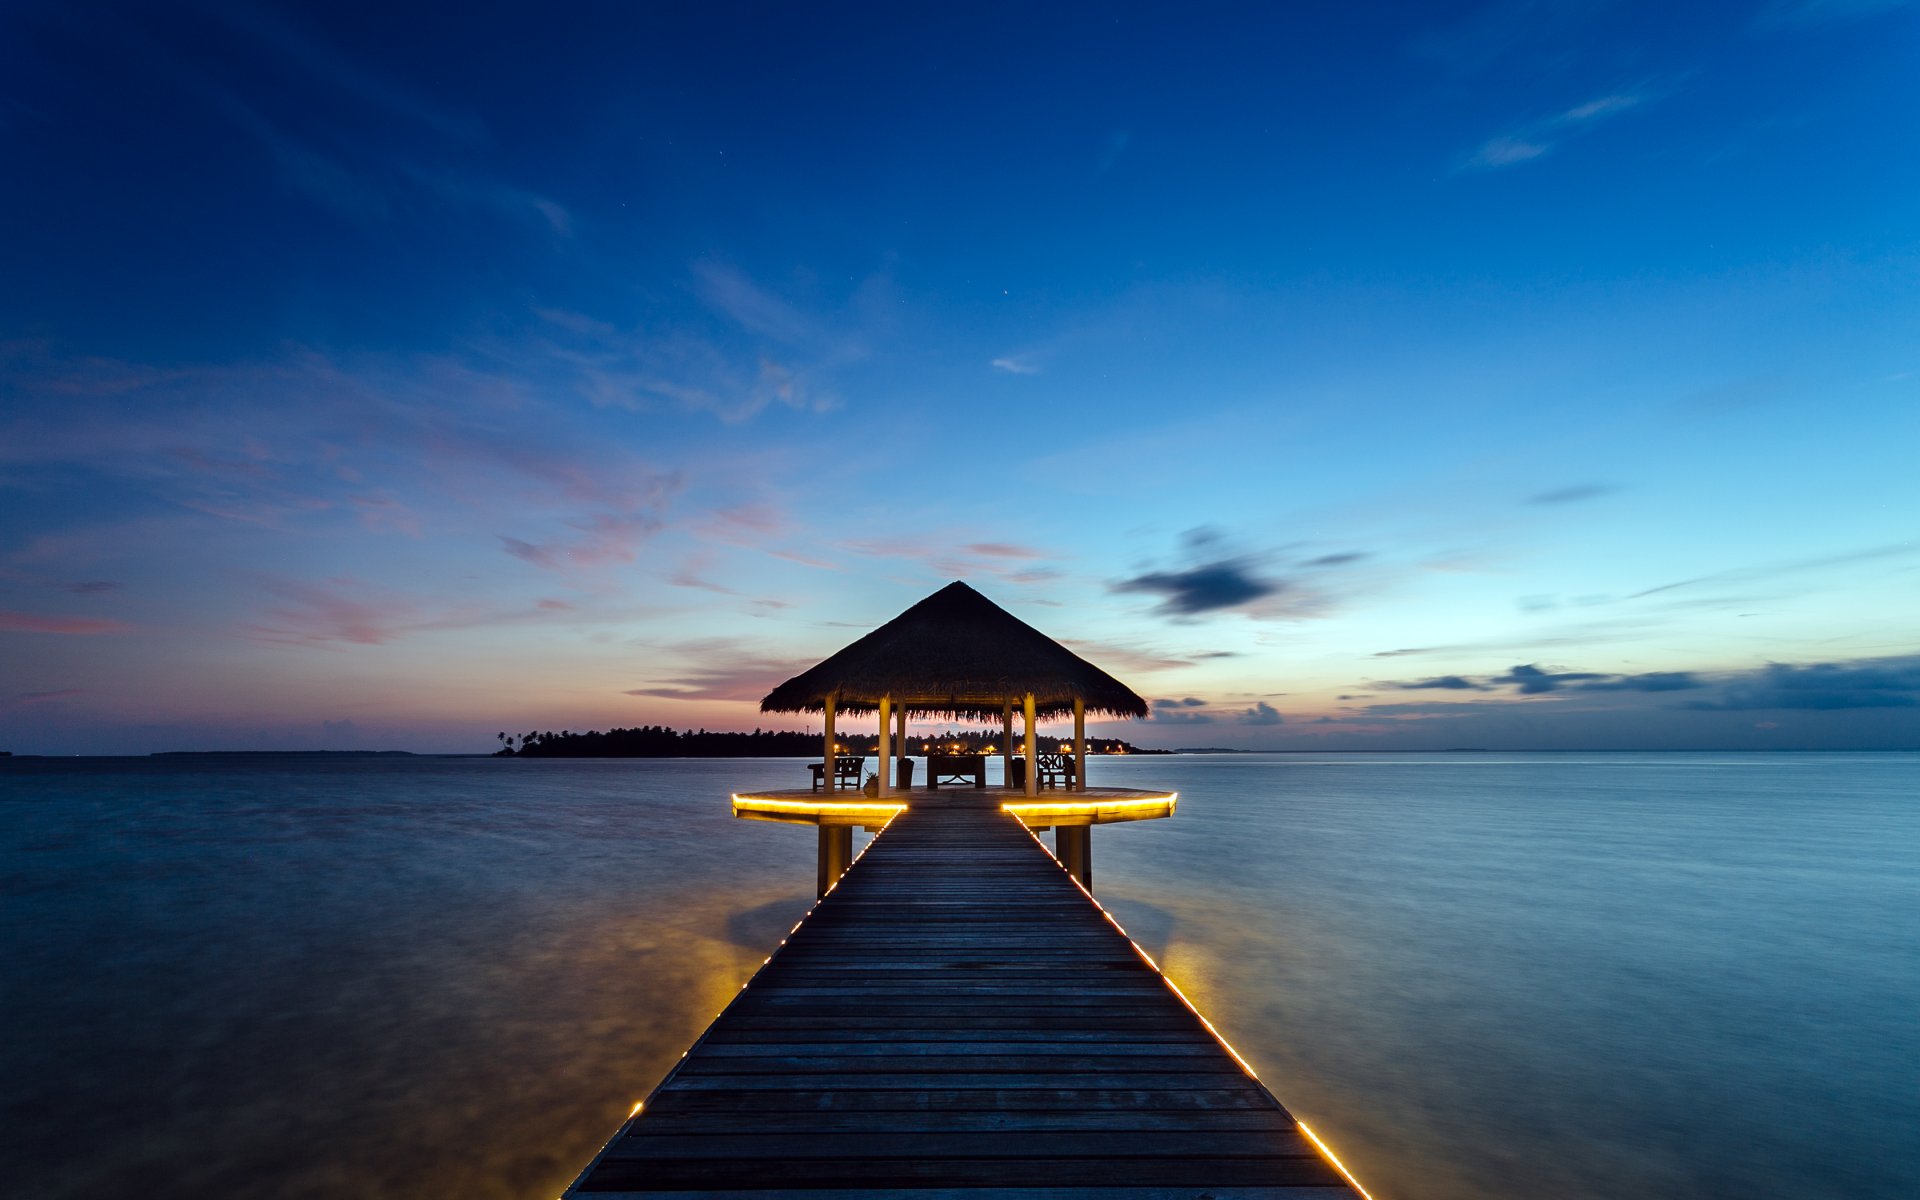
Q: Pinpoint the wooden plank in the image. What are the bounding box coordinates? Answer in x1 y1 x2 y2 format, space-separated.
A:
576 1155 1348 1189
582 1188 1362 1200
607 1129 1323 1159
626 1109 1302 1134
641 1087 1287 1114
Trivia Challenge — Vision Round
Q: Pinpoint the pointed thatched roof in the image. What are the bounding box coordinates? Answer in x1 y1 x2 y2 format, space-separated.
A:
760 581 1150 720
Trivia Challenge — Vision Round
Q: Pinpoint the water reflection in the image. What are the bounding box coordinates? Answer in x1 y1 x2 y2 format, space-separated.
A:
4 752 1918 1200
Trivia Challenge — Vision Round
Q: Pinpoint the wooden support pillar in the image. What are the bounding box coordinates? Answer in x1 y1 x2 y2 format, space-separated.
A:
1001 702 1013 785
1073 697 1086 792
1057 825 1091 890
1023 692 1037 798
823 694 836 790
877 694 892 797
816 824 853 897
895 704 908 790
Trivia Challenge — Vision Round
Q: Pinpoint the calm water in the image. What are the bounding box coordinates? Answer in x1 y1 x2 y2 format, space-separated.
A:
2 752 1915 1199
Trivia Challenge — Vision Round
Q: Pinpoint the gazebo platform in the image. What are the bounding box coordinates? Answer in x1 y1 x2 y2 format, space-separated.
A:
734 786 1177 896
732 785 1178 827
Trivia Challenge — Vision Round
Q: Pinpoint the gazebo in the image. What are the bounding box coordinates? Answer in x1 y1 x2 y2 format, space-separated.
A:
734 581 1176 894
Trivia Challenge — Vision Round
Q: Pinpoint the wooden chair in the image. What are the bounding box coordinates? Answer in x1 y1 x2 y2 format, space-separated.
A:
1036 753 1073 789
809 755 864 791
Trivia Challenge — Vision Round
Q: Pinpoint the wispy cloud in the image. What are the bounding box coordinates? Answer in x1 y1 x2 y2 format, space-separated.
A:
991 355 1040 375
838 535 1063 584
0 610 130 635
1461 85 1660 170
146 10 568 234
3 689 91 710
251 579 409 646
622 639 813 701
963 542 1047 559
499 510 671 575
531 261 886 423
1626 542 1919 601
693 262 824 346
1529 483 1616 504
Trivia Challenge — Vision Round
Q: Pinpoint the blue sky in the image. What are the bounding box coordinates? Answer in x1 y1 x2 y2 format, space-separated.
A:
2 0 1916 753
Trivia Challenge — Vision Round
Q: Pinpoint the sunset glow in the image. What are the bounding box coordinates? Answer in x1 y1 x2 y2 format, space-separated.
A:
2 4 1916 753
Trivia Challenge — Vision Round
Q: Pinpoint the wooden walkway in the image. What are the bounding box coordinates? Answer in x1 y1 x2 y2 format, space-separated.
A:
564 791 1365 1198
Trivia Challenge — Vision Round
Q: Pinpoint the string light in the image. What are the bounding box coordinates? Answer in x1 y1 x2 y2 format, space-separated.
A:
1299 1122 1375 1200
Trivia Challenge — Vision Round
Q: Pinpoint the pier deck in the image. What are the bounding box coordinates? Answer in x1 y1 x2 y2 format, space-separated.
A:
564 792 1365 1198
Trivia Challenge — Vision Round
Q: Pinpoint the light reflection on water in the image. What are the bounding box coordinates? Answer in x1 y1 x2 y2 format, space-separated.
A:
2 752 1916 1200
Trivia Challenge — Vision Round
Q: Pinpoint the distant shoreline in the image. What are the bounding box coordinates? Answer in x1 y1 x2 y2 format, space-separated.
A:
149 750 419 758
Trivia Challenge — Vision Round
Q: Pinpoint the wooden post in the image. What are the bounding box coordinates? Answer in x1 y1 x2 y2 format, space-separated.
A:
1073 697 1086 792
895 704 908 789
1023 692 1037 798
1057 825 1091 889
816 824 853 897
877 694 892 797
823 694 836 790
1001 702 1013 786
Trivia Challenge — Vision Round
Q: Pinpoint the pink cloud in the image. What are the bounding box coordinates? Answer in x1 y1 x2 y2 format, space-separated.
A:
250 579 412 646
963 542 1046 559
0 610 131 635
500 512 667 573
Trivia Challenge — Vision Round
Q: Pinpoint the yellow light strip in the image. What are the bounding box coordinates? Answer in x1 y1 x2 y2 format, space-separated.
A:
1002 793 1177 822
731 794 906 819
1298 1121 1375 1200
1005 814 1373 1199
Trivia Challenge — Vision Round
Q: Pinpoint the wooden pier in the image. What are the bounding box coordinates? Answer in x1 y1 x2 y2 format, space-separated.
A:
563 791 1367 1198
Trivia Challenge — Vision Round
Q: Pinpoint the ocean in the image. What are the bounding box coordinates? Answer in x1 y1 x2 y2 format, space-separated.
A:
2 752 1915 1199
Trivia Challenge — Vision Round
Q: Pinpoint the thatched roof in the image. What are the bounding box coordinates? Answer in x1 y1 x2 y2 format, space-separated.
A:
761 581 1150 720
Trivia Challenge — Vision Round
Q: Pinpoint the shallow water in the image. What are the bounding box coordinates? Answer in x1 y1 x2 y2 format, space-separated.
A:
2 752 1915 1199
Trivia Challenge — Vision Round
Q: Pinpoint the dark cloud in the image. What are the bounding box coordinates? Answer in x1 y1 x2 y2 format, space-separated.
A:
1681 661 1920 711
1577 671 1703 692
1303 552 1367 567
66 580 120 594
1114 559 1277 616
1193 650 1239 659
320 719 359 745
1147 708 1216 725
1528 484 1616 505
1387 675 1488 691
1492 664 1608 693
1152 697 1208 708
1381 664 1687 695
1238 701 1284 726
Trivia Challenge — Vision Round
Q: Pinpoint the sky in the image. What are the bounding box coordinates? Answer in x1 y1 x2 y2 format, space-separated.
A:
2 0 1917 754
